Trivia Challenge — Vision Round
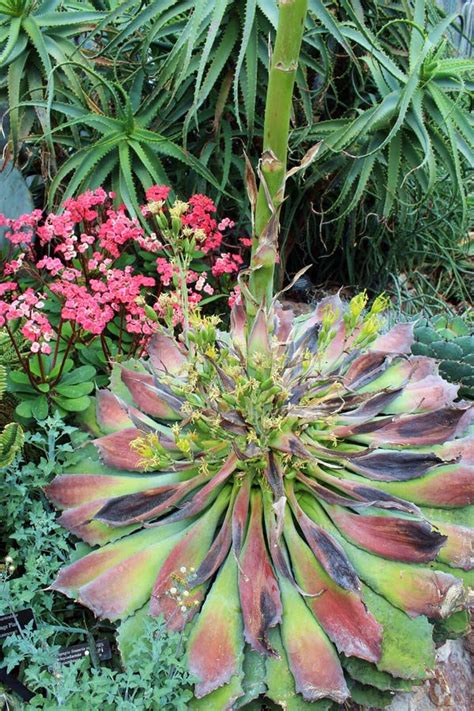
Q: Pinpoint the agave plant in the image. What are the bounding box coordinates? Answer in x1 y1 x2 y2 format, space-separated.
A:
45 293 473 707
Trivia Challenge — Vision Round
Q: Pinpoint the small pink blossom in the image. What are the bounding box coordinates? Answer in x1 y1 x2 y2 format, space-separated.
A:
228 286 241 308
146 185 171 203
211 252 243 277
218 218 235 231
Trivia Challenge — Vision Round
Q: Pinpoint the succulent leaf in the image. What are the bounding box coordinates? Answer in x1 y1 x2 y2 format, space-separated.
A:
412 316 474 399
187 553 244 698
46 298 473 706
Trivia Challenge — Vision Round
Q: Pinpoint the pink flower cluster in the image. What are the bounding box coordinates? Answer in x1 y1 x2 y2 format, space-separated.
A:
0 210 43 246
212 252 243 277
0 185 247 359
155 258 214 299
0 287 54 354
181 194 234 253
50 268 156 336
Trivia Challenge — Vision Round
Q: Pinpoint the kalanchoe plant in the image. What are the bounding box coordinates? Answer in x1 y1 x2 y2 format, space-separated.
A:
0 186 245 419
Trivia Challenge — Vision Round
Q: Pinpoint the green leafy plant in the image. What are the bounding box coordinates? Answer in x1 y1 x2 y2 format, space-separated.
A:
44 71 222 216
1 414 87 616
302 0 473 221
0 617 193 710
281 0 474 293
0 361 23 466
412 312 474 399
8 360 97 422
1 413 193 710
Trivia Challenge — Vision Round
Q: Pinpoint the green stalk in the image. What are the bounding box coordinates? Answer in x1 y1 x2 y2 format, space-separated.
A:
249 0 308 310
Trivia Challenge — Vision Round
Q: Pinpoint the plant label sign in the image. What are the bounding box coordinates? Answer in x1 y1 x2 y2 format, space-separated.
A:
58 638 112 664
0 609 36 640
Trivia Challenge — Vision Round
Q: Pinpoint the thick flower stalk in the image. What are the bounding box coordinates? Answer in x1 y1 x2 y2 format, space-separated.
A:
250 0 309 310
46 293 473 708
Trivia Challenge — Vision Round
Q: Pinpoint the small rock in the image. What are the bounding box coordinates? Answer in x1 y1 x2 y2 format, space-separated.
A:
385 639 472 711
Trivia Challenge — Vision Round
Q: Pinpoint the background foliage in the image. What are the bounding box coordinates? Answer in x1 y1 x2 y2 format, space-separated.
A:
1 0 472 302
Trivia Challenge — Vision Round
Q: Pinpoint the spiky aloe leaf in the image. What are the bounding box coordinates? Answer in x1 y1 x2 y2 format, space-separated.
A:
46 296 473 707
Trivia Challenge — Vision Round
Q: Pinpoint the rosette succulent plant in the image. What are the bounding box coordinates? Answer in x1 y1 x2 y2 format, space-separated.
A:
43 1 473 708
45 293 473 708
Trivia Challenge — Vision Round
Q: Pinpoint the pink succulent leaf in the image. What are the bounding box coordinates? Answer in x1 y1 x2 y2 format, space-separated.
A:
121 368 182 420
149 489 230 629
344 449 446 482
287 485 361 593
147 332 187 373
95 390 133 433
327 505 447 563
278 574 350 704
284 512 383 663
370 322 415 354
187 554 244 698
238 491 282 656
93 428 145 470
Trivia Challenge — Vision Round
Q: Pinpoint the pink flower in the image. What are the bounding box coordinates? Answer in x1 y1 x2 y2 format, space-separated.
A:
195 275 206 291
228 286 241 308
218 218 235 231
63 188 108 223
97 209 144 257
4 229 34 246
36 256 64 276
239 237 253 248
156 257 175 286
181 194 221 253
146 185 171 203
3 254 25 275
0 282 17 295
211 252 243 277
188 194 216 212
135 232 163 253
194 275 214 295
37 212 75 244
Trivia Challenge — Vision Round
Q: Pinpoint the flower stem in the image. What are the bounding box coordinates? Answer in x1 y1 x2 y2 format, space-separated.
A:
249 0 308 309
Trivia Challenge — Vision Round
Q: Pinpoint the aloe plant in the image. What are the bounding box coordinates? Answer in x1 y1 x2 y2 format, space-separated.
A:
298 0 474 223
0 0 105 159
43 70 221 216
44 1 473 708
